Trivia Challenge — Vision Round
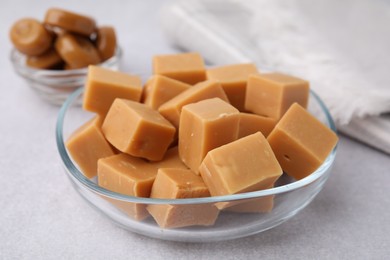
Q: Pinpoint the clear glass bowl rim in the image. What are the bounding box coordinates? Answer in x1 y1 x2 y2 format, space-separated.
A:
56 87 337 205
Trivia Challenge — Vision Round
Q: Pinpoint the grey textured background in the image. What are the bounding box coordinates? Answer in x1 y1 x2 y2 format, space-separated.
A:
0 1 389 259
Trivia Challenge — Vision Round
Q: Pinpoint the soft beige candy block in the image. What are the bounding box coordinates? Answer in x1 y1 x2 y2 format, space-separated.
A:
224 184 274 213
206 63 258 111
66 116 115 178
179 98 240 173
225 196 275 213
83 65 142 117
142 75 191 110
153 52 206 84
147 168 219 229
102 99 176 161
267 103 338 180
152 146 188 170
158 80 229 129
238 112 277 138
103 198 149 221
98 153 158 220
245 73 309 120
199 132 282 201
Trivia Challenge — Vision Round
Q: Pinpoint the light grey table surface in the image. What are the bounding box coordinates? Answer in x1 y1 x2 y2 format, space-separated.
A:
1 1 389 259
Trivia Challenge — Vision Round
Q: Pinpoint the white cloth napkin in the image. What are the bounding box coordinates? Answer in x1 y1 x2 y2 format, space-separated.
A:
160 0 390 154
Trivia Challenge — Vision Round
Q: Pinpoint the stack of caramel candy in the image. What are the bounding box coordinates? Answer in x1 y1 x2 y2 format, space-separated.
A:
9 8 117 70
65 53 339 228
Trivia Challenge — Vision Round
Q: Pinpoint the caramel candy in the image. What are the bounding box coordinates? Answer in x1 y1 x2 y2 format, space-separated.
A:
206 63 258 111
225 194 274 213
66 116 115 178
103 198 148 221
10 18 53 56
83 65 142 117
44 8 96 36
238 112 276 139
152 147 188 170
102 99 176 161
224 183 274 213
245 73 309 120
153 52 206 84
96 26 117 61
98 153 157 220
63 64 72 70
179 98 240 173
143 75 191 110
55 33 101 69
267 103 338 180
26 48 63 69
199 132 282 209
147 168 219 228
158 80 229 129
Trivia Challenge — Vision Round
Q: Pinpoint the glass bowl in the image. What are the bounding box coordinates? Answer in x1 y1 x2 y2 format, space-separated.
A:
10 47 122 105
56 88 337 242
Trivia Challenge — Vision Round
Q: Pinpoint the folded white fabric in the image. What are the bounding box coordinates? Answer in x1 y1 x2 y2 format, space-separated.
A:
161 0 390 154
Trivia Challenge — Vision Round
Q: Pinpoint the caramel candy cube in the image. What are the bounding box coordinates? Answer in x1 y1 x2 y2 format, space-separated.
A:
226 196 275 213
238 112 277 138
267 103 338 180
66 116 115 178
152 146 188 170
143 75 191 110
147 168 219 229
153 52 206 84
158 80 229 129
225 184 274 213
245 73 309 120
179 98 240 173
83 65 142 117
206 63 258 111
199 132 282 207
98 153 158 220
102 99 176 161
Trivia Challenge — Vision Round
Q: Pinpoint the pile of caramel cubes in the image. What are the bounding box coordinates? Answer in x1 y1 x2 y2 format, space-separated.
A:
66 53 338 228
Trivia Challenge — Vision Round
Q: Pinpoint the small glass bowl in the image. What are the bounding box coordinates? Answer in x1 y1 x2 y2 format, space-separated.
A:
56 88 337 242
10 47 122 105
